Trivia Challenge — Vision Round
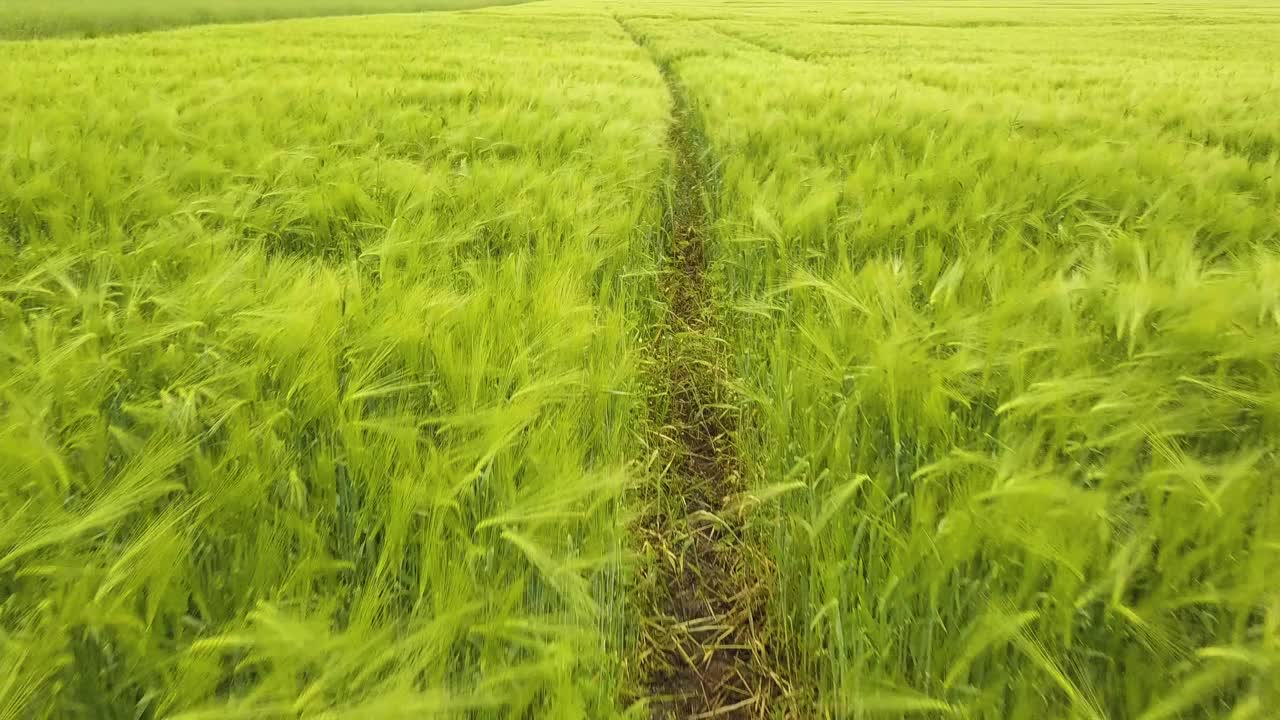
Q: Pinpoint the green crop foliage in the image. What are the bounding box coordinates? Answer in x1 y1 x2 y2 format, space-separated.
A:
620 0 1280 717
0 0 534 39
4 1 1279 718
0 7 671 717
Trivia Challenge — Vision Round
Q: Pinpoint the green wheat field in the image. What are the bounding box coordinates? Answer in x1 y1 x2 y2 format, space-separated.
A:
1 0 1277 718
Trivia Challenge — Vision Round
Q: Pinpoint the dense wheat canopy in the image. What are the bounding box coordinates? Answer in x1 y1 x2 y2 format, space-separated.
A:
0 9 668 717
2 1 1277 718
616 2 1280 716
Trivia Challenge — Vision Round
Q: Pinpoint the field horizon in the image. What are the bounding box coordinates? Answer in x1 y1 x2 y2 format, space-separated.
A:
0 0 537 39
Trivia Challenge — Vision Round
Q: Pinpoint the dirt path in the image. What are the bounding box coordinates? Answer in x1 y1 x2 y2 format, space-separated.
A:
617 17 789 720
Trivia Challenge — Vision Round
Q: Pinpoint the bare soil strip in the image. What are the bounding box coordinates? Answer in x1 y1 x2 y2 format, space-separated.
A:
616 17 790 720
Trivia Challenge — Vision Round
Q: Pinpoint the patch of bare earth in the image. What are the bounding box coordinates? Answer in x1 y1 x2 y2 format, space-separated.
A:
617 18 793 720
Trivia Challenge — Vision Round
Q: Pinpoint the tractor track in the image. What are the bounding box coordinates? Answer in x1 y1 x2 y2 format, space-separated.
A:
616 16 791 720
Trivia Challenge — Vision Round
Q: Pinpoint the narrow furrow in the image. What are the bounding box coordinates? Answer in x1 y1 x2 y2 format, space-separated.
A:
616 17 789 720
